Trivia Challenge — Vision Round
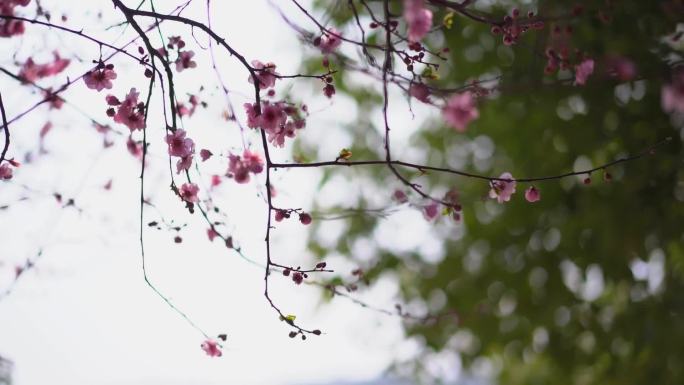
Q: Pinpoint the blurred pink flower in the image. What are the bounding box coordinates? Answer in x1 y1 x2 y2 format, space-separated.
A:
319 28 342 54
0 164 13 180
422 202 439 221
574 58 594 86
525 186 540 203
409 83 431 103
442 92 479 132
200 339 222 357
19 52 70 83
166 129 195 158
662 68 684 114
175 50 197 72
404 0 432 42
180 183 199 203
113 88 145 131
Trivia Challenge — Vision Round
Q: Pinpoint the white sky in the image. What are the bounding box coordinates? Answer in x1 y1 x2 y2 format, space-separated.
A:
0 0 459 384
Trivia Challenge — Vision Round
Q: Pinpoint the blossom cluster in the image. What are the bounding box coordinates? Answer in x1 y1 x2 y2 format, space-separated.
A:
243 101 307 147
227 150 263 184
165 129 195 174
490 8 544 46
106 88 146 131
180 182 199 203
156 36 197 73
18 52 70 83
177 94 201 117
489 172 540 204
0 0 30 37
250 60 279 89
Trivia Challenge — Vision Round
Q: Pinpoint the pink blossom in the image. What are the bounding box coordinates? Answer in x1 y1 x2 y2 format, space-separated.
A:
0 18 25 38
115 109 145 131
84 65 117 91
113 88 146 131
299 212 312 225
442 92 479 132
443 187 461 210
525 186 540 202
266 121 295 147
489 172 517 203
422 202 439 221
189 95 199 107
207 228 218 242
260 102 287 132
39 121 52 141
169 36 185 49
0 164 13 180
211 174 222 187
177 95 199 117
18 52 70 83
177 103 190 117
44 89 64 109
323 83 336 98
606 56 637 82
175 50 197 72
242 150 264 174
404 0 433 42
200 149 213 162
392 189 408 203
250 60 278 89
40 52 70 78
292 271 304 285
662 68 684 114
180 183 199 203
200 339 222 357
574 58 594 86
242 101 303 147
409 83 431 103
166 129 195 158
227 150 264 184
126 136 143 158
228 154 250 184
176 156 193 174
106 95 121 106
244 102 261 128
0 0 30 37
94 123 110 134
319 28 342 54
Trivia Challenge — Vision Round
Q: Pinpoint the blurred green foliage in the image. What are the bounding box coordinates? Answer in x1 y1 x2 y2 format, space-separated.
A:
304 1 684 384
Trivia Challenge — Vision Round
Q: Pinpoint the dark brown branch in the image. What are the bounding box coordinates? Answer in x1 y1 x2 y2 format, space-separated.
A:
3 17 164 127
271 136 673 183
0 15 147 64
0 93 9 166
110 0 262 110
